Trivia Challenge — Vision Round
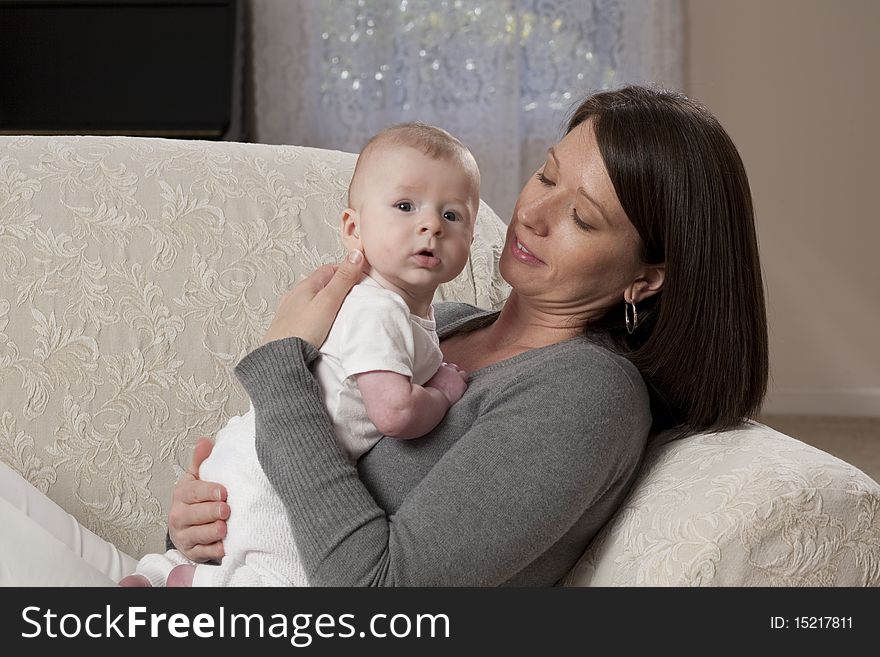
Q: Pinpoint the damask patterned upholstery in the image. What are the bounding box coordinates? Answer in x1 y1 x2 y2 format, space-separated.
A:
0 136 509 558
563 422 880 586
1 136 877 585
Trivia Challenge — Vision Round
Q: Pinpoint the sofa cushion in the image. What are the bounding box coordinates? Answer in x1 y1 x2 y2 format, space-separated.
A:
0 136 510 557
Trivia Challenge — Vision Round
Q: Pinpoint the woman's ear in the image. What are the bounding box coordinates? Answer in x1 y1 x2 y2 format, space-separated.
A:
627 264 665 304
340 208 362 250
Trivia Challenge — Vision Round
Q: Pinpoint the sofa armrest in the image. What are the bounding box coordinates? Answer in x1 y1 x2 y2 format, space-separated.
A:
562 421 880 586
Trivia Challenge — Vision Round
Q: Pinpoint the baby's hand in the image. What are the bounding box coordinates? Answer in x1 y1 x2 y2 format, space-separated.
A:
425 362 468 405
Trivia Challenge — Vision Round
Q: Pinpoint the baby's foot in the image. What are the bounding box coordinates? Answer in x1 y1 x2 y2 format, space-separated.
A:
118 574 152 587
167 564 196 587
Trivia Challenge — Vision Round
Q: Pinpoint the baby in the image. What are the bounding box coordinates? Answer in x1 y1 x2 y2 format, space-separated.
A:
120 123 480 587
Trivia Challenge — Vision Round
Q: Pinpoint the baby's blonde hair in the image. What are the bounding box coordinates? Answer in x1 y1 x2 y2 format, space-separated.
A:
348 122 480 207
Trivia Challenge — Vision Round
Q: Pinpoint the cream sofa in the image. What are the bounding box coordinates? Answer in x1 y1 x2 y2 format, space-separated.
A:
1 136 878 586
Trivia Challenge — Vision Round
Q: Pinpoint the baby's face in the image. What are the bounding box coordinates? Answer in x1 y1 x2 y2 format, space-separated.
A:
346 146 478 300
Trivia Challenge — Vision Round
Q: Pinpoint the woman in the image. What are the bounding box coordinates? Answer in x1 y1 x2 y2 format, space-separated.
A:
168 85 769 586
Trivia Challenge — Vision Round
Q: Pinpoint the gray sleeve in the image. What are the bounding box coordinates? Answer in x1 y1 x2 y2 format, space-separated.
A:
235 337 649 586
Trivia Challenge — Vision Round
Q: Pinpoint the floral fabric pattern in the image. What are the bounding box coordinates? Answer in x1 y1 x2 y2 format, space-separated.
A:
563 421 880 586
0 136 509 556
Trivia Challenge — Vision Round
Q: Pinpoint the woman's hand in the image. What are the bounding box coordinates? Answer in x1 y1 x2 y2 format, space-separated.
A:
168 438 230 562
262 250 366 348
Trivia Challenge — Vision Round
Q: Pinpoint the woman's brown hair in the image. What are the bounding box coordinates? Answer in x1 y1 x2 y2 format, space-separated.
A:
569 85 768 436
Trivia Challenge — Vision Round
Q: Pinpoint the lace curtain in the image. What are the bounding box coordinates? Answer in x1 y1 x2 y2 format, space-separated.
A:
249 0 682 222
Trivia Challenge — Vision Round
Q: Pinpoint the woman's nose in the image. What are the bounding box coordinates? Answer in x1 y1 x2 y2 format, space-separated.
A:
517 193 551 236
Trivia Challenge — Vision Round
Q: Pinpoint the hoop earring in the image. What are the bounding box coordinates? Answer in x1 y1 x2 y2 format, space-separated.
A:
625 299 638 335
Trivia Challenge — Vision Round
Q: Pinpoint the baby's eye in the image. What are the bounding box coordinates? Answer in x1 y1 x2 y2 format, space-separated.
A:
396 202 414 212
443 210 459 222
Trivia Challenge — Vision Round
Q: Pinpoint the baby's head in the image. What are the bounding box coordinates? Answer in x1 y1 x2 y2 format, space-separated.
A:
342 123 480 307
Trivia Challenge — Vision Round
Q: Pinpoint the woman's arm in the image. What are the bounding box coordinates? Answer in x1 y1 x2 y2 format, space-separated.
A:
237 338 650 586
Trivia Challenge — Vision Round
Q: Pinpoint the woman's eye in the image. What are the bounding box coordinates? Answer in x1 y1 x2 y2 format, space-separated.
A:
536 171 554 186
443 210 459 222
396 202 414 212
571 209 592 231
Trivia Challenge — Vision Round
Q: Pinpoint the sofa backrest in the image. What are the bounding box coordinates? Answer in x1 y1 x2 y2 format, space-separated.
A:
0 136 510 557
4 136 879 587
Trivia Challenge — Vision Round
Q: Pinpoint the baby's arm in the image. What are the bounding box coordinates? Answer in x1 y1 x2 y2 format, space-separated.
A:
356 364 467 439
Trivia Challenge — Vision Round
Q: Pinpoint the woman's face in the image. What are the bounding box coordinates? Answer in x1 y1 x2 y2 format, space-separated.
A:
499 119 648 323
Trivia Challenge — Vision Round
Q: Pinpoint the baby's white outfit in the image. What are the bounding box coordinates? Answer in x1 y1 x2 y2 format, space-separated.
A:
315 276 443 460
133 275 442 586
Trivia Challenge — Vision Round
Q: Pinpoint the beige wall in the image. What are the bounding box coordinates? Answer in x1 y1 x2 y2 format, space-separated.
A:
685 0 880 416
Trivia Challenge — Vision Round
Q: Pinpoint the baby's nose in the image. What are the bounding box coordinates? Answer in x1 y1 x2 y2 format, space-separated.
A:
419 212 444 235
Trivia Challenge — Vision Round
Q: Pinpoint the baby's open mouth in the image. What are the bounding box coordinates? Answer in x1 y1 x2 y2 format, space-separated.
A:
412 249 441 268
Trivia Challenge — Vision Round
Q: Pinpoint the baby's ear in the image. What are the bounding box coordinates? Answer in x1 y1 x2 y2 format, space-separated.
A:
341 208 362 250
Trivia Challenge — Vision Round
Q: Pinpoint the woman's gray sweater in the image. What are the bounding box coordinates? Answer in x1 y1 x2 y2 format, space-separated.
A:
234 302 651 586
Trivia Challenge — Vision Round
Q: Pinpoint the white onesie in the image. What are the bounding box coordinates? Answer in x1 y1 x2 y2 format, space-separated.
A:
132 275 443 586
314 275 443 460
